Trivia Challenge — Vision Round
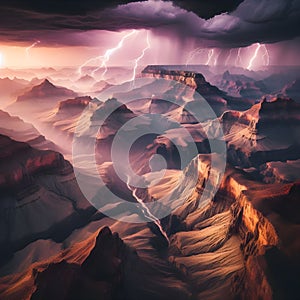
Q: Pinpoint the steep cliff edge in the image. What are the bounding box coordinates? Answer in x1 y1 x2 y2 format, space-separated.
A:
222 97 300 168
142 66 223 93
141 65 252 114
226 174 300 299
146 155 300 299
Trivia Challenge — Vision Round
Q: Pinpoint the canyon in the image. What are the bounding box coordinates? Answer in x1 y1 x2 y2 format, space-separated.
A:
0 65 299 299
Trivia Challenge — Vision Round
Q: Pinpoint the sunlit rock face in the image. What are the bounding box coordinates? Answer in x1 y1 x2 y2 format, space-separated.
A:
154 155 300 300
0 134 93 258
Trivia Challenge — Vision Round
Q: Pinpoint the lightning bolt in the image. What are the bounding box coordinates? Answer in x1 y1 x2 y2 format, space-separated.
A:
247 43 262 70
225 49 234 66
205 49 214 65
78 30 136 78
213 50 221 66
91 29 137 78
131 31 151 84
185 47 205 66
126 176 169 244
77 57 99 76
25 40 40 59
235 48 242 67
262 44 270 66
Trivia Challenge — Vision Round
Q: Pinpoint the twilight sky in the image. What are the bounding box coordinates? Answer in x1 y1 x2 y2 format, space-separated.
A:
0 0 299 69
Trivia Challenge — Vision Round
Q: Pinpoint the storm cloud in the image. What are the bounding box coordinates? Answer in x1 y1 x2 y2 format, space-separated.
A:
0 0 299 48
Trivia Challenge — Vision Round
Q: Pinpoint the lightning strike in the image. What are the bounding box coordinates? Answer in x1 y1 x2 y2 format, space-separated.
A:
205 49 214 65
25 40 40 58
247 43 262 70
213 50 221 66
185 47 204 66
262 44 270 66
78 30 136 78
91 30 136 78
225 49 234 66
131 31 151 84
126 176 169 244
77 57 99 76
235 48 242 67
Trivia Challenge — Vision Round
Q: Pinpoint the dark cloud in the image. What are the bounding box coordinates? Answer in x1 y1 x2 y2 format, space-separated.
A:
0 0 242 18
172 0 243 19
0 0 299 48
0 0 137 15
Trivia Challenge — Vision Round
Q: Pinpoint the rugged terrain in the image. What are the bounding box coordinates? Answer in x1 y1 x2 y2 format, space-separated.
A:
0 65 299 299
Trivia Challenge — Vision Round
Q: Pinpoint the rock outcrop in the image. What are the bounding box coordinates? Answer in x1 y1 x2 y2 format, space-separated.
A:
16 79 77 102
280 78 300 102
222 97 300 167
92 98 137 163
0 227 126 300
260 159 300 183
57 96 92 111
142 65 223 93
0 134 93 258
142 65 252 115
